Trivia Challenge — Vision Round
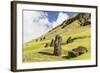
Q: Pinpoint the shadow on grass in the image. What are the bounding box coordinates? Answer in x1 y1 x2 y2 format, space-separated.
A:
63 56 71 59
61 36 90 45
62 55 78 59
38 52 54 56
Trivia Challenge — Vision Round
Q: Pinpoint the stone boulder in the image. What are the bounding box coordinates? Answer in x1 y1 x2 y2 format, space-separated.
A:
72 46 88 55
68 51 79 58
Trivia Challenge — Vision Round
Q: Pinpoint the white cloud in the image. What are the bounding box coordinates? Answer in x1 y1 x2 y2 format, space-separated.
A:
23 11 52 43
52 12 69 28
23 11 69 43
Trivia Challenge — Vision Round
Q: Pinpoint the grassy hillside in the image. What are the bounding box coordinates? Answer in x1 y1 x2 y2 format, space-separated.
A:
23 13 91 62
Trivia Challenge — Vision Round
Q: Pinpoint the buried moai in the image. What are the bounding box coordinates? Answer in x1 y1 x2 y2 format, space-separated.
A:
44 43 49 48
54 35 62 56
67 46 88 58
72 46 88 55
50 39 55 47
66 36 73 44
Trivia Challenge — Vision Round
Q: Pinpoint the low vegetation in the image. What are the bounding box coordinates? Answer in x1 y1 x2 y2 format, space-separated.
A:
23 13 91 62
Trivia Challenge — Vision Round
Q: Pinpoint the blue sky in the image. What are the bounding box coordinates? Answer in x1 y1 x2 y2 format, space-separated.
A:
45 11 77 23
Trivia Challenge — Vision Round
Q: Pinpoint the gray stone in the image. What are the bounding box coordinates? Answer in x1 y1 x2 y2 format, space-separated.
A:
72 46 88 55
50 39 55 47
66 36 73 44
53 35 62 56
44 43 49 48
68 51 79 58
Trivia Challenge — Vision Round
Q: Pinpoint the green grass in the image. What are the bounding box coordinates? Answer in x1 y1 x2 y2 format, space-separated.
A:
23 20 91 62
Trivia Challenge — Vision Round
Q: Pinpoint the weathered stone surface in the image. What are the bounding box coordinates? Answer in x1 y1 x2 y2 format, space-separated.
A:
67 46 88 58
78 13 91 26
50 39 55 47
44 43 49 48
53 35 62 56
72 46 88 55
68 51 79 58
66 36 73 44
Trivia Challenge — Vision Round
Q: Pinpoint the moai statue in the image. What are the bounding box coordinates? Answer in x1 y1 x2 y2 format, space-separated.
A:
66 36 72 44
50 39 55 47
54 35 62 56
44 43 48 48
43 36 46 40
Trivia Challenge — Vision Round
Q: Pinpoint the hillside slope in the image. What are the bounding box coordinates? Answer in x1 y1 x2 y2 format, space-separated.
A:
23 13 91 62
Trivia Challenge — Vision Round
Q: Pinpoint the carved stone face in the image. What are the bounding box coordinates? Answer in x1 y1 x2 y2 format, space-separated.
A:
54 35 62 56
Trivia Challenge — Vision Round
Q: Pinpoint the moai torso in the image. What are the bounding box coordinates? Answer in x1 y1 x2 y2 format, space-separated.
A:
54 35 62 56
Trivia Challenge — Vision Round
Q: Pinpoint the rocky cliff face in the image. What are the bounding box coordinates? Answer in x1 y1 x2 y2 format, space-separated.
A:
61 13 91 28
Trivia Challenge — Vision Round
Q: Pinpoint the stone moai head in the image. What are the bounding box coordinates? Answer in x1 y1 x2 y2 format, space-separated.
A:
55 35 62 44
54 35 62 56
